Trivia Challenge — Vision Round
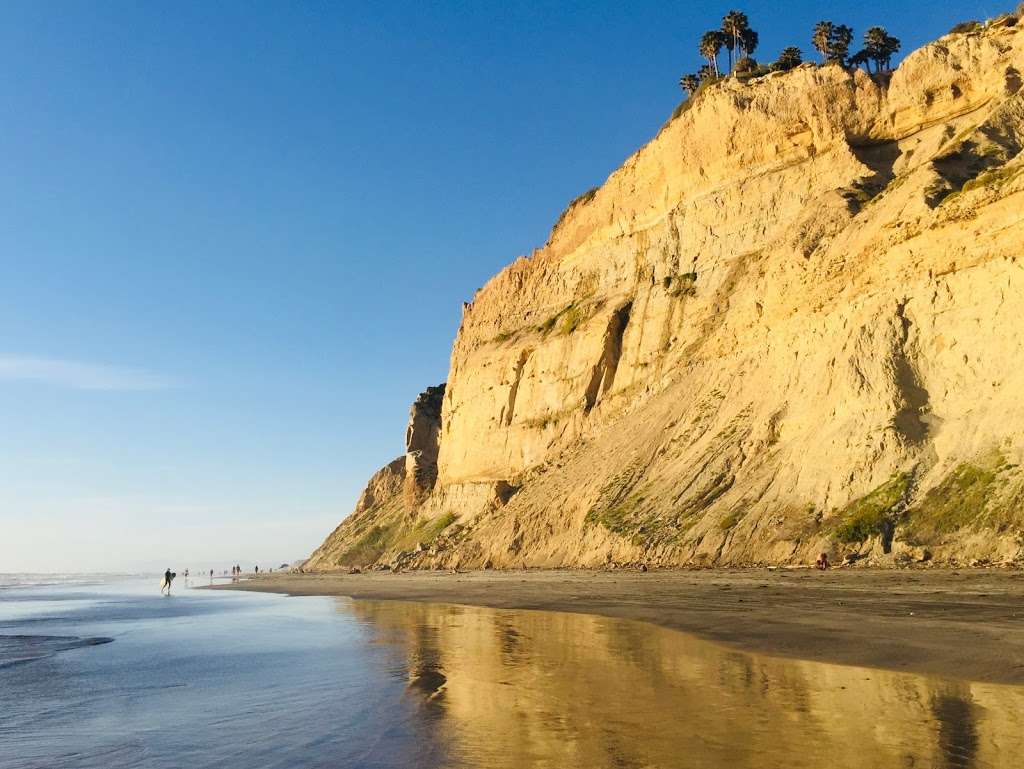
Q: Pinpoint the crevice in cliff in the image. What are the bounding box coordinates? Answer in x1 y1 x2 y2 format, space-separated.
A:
584 302 632 413
925 91 1024 206
846 140 902 211
503 349 531 427
891 302 931 445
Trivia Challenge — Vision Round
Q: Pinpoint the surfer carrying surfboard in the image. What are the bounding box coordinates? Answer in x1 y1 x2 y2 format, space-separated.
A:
161 568 176 595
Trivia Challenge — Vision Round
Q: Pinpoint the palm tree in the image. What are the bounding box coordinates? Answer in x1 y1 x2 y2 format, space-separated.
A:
740 28 759 58
772 46 803 72
812 21 834 63
848 49 870 71
679 73 701 96
722 10 750 72
863 27 888 72
699 30 726 77
830 25 854 64
697 64 715 81
879 31 901 71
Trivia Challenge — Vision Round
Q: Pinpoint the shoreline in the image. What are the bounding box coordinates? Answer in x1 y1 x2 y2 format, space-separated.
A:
211 567 1024 686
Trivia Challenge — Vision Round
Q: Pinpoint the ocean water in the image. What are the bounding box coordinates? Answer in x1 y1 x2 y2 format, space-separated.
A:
2 576 1023 769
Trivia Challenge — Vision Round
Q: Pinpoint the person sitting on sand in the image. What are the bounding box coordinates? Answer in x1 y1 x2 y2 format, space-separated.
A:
815 552 830 570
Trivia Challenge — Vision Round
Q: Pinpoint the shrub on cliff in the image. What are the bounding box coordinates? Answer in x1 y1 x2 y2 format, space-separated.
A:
831 473 909 544
903 463 1001 545
948 20 982 35
771 47 803 72
733 56 760 79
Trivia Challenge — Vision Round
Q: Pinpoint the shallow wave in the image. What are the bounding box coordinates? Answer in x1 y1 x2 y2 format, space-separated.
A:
0 635 114 668
0 574 147 590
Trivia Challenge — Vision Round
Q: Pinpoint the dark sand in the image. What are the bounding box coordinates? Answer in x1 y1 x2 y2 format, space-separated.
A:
213 568 1024 685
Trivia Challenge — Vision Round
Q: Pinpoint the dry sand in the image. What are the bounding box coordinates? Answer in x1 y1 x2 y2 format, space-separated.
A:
213 568 1024 685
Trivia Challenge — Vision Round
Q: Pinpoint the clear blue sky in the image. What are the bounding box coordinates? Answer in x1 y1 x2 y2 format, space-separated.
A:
0 0 1005 572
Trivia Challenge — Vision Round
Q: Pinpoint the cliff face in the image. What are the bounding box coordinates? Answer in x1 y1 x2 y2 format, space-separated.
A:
308 18 1024 571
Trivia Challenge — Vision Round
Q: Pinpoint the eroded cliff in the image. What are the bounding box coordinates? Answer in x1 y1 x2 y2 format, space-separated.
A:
307 17 1024 571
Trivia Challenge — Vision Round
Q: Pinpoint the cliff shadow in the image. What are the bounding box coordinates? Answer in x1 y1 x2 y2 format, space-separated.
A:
846 139 903 210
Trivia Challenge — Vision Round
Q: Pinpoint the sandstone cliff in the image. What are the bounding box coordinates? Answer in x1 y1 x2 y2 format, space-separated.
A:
307 16 1024 571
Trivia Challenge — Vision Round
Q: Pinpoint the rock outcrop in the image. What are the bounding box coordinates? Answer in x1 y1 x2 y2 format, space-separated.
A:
309 18 1024 571
404 384 445 508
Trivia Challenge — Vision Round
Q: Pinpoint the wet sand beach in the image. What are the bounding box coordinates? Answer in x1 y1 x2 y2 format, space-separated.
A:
10 576 1024 768
214 568 1024 685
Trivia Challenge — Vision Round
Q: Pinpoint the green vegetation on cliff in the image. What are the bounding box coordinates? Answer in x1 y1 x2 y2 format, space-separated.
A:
902 461 1004 544
831 473 909 543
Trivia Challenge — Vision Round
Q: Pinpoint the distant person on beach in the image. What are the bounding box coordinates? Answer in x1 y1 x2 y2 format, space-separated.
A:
161 568 175 595
816 552 830 570
210 569 214 583
254 565 259 575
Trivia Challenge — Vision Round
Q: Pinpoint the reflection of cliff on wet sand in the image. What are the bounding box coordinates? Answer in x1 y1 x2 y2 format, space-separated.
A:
344 600 1024 769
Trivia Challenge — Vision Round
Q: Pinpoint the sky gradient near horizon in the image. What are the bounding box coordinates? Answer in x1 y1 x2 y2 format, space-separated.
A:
0 0 1008 572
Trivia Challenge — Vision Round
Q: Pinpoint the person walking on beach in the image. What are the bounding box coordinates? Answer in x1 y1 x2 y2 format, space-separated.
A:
161 568 175 595
210 568 214 584
254 565 259 575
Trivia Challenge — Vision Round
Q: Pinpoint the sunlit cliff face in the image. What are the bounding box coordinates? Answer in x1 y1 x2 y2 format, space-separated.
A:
311 20 1024 571
345 600 1024 769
